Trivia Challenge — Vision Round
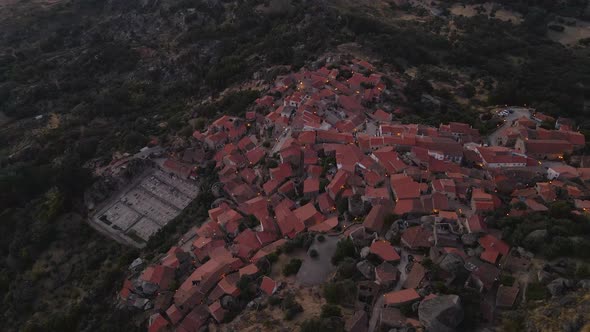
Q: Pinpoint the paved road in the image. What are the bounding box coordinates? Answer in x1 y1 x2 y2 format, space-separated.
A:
487 107 532 146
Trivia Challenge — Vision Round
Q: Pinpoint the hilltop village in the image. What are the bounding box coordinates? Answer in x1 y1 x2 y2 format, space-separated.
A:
117 57 590 332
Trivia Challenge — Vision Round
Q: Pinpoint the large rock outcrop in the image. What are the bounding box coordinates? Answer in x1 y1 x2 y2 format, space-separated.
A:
356 260 375 280
438 253 465 274
419 295 464 332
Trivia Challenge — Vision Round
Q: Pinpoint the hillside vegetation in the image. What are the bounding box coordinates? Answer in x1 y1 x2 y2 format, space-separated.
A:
0 0 589 331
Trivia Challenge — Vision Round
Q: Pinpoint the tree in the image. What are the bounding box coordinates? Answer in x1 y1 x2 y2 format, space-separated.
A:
123 131 148 151
323 279 356 305
320 304 342 318
266 252 279 263
523 7 549 35
300 317 344 332
36 187 64 223
576 264 590 279
549 201 572 218
244 215 259 229
331 238 357 265
282 258 302 276
336 257 358 279
527 282 548 301
309 249 319 258
383 213 398 230
282 293 303 320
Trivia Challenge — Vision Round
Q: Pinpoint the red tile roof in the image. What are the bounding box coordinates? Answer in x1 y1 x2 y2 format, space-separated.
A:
326 170 349 199
245 147 266 165
269 163 293 181
177 305 209 332
162 159 193 178
260 276 277 296
471 188 492 201
391 175 421 200
370 240 400 262
278 180 296 195
275 200 305 238
523 139 573 154
298 130 317 145
317 193 335 214
294 203 322 227
401 225 433 249
166 304 184 325
239 264 259 278
119 279 133 300
308 216 339 233
466 215 485 233
472 263 500 290
524 198 548 212
394 198 422 215
339 91 365 111
317 130 355 144
148 313 169 332
403 263 426 289
364 187 390 202
303 178 320 194
208 300 226 323
480 249 500 264
141 265 175 290
363 203 390 233
373 109 392 122
256 228 279 244
496 285 519 309
263 179 282 195
234 229 262 252
383 288 420 306
479 234 509 256
574 199 590 210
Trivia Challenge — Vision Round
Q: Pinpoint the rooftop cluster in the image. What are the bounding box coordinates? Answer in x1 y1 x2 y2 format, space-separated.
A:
121 57 589 332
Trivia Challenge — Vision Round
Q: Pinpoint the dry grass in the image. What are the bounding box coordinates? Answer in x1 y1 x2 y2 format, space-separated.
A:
548 19 590 47
525 290 590 332
221 285 327 332
449 3 523 24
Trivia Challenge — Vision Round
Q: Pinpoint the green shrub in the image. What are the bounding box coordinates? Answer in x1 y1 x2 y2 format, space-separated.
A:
282 293 303 320
309 249 319 258
323 279 356 305
332 238 357 265
320 304 342 318
268 295 282 306
282 258 303 276
267 252 279 263
500 274 515 286
576 264 590 279
527 282 548 301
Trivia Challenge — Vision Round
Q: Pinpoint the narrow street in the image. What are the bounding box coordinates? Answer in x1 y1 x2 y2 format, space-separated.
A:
395 249 409 291
367 249 409 332
367 295 384 332
271 127 292 154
